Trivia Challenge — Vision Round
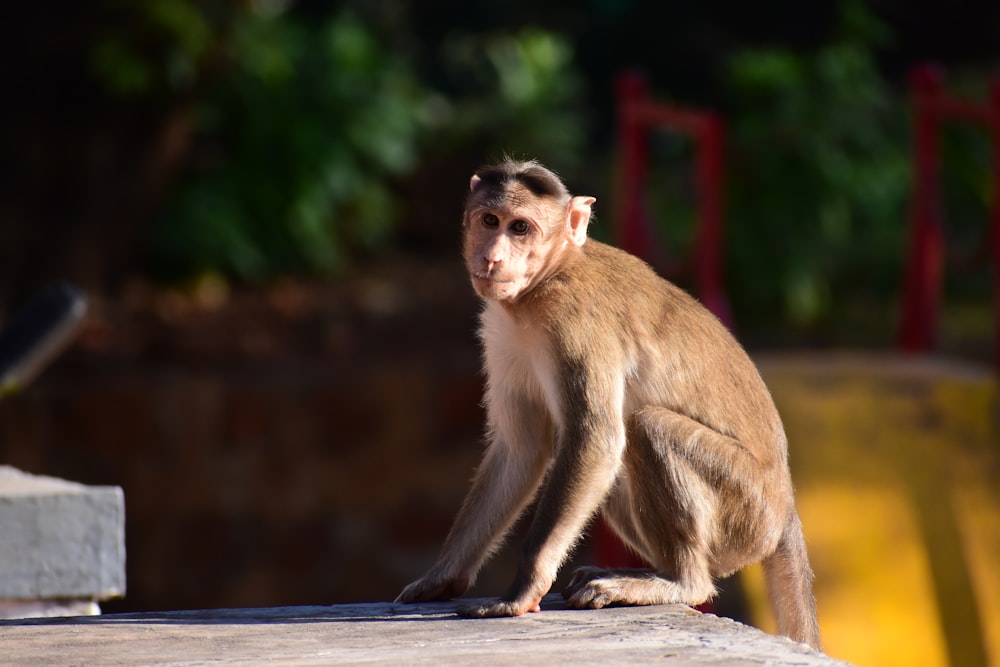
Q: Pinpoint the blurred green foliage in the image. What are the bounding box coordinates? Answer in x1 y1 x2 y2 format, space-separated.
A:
121 4 590 280
668 4 909 340
640 3 909 337
89 0 216 98
82 0 994 341
148 9 429 280
432 28 588 171
723 3 911 337
640 2 994 339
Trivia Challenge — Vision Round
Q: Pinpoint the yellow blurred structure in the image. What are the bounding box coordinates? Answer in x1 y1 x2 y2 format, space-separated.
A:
748 354 1000 667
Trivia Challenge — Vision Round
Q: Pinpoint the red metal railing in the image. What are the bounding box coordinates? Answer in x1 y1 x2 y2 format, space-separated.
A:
615 71 731 327
898 63 1000 372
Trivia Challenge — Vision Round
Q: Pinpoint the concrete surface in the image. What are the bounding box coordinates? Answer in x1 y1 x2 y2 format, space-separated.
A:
0 466 125 608
0 595 851 666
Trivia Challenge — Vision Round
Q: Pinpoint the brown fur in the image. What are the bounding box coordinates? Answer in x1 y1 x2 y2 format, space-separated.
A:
396 158 820 649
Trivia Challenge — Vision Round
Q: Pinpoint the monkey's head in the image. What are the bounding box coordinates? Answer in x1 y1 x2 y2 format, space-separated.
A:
462 159 595 303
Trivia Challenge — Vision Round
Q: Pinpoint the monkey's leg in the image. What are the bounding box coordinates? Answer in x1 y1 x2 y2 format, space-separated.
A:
566 407 773 610
560 482 662 601
463 401 628 618
396 399 553 604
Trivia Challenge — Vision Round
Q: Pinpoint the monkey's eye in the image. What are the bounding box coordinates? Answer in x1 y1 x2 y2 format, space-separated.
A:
510 220 530 236
483 213 499 228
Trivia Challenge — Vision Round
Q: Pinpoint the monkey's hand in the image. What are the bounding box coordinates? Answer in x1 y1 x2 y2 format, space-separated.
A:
459 576 550 618
394 571 469 604
459 594 544 618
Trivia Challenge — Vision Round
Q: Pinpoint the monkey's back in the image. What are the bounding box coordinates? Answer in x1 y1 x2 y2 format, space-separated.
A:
541 240 788 469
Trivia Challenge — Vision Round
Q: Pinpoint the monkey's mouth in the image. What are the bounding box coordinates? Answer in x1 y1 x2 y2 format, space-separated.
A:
472 272 513 284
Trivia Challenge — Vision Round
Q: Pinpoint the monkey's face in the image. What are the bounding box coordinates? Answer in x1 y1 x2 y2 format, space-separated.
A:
462 170 594 303
463 201 567 303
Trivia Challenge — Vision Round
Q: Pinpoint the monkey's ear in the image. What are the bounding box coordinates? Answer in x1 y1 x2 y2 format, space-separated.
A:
567 196 595 246
469 174 481 192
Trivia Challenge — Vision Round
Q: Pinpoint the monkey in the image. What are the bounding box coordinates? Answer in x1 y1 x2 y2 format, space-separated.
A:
395 158 820 649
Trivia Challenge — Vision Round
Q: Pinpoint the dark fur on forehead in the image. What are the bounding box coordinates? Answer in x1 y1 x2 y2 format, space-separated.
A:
469 158 571 209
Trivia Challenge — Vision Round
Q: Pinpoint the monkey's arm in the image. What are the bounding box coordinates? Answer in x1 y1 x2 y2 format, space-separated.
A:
395 398 552 604
463 371 626 617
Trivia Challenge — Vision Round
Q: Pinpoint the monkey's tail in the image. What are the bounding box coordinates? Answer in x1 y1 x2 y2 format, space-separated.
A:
761 509 821 650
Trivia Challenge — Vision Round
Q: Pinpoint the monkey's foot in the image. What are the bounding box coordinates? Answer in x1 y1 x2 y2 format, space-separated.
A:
563 566 712 609
395 574 469 604
564 566 658 592
459 595 543 618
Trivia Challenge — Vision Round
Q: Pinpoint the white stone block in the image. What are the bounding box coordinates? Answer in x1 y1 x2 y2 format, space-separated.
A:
0 466 125 603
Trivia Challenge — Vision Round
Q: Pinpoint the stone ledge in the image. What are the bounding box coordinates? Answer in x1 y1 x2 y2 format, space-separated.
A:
0 466 125 608
0 595 851 666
